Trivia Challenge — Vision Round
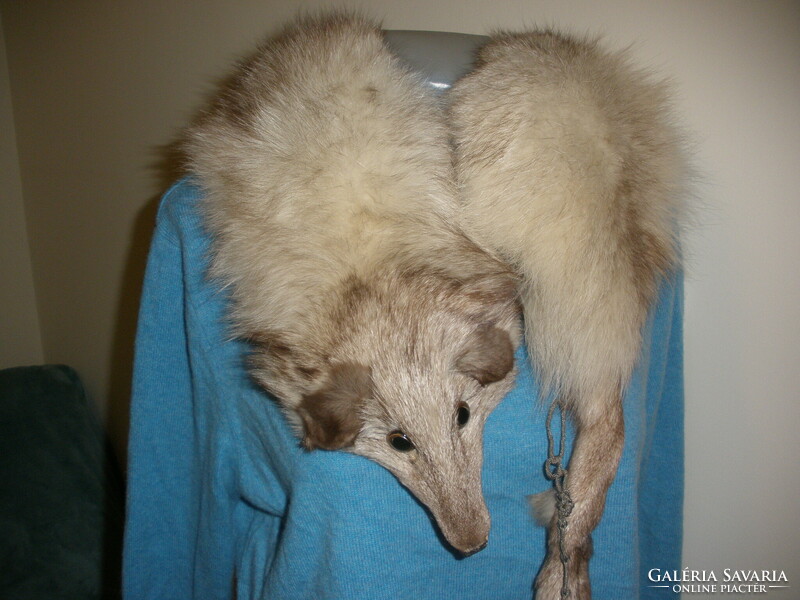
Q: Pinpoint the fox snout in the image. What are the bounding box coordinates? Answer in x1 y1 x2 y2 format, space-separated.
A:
429 492 491 556
403 444 495 556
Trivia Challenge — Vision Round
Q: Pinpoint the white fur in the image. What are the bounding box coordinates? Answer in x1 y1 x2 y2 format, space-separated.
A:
187 15 459 353
450 30 687 412
185 14 520 556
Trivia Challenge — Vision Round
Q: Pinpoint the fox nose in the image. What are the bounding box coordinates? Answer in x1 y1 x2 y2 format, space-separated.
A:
459 537 488 557
435 503 491 556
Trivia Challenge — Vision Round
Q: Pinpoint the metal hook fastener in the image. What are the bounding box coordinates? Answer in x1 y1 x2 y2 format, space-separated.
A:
544 398 574 599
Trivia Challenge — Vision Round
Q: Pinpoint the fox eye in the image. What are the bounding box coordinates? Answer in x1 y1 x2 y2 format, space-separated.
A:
456 401 470 428
387 430 415 452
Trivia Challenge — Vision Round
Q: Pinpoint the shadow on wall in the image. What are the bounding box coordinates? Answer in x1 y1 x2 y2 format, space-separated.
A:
105 138 188 470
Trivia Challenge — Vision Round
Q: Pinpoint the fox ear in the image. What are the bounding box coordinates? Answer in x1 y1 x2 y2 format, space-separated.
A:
456 325 514 386
297 363 371 450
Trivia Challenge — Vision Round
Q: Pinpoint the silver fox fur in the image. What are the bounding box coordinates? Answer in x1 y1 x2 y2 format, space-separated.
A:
186 13 687 598
450 31 686 598
185 14 519 556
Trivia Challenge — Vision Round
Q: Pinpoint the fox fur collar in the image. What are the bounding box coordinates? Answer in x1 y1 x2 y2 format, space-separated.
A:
185 14 687 600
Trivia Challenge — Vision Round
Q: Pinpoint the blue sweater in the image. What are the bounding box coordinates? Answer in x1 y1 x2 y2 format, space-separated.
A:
123 179 684 599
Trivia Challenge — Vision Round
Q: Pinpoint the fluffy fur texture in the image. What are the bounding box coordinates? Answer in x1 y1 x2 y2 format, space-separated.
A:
186 13 687 596
450 30 687 598
185 14 520 556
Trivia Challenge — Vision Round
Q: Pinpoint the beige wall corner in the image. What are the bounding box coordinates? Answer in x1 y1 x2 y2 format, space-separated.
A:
0 9 43 369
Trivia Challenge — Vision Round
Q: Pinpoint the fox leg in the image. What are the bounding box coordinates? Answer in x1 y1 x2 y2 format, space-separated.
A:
535 392 624 600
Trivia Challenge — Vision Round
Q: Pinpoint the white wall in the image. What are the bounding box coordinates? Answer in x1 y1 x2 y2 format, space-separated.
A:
1 0 798 588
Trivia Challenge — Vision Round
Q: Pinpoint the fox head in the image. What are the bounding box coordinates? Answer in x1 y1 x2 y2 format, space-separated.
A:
250 269 520 555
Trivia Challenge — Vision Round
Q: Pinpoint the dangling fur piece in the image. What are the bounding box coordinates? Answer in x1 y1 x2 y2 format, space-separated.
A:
450 30 687 599
185 14 521 557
